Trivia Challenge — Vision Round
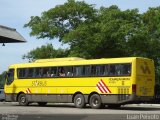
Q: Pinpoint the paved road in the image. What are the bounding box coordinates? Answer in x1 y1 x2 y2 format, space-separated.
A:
0 102 160 120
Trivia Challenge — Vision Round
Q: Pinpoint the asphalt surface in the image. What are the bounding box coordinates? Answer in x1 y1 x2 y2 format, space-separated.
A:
0 102 160 120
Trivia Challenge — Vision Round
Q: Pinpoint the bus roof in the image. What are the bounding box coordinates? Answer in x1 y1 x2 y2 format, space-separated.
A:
8 57 153 68
34 57 84 63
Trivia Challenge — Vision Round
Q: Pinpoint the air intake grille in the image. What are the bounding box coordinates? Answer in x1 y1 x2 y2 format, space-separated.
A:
118 88 129 101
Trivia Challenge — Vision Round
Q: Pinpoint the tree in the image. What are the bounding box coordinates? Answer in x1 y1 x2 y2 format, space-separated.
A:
142 7 160 83
24 0 97 58
23 44 69 62
64 6 142 58
0 71 6 88
24 0 160 82
24 0 96 41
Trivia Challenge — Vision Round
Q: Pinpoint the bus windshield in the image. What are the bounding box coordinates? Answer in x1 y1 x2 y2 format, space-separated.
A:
6 69 14 85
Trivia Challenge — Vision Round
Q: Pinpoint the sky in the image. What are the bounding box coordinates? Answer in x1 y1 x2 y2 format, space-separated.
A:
0 0 160 74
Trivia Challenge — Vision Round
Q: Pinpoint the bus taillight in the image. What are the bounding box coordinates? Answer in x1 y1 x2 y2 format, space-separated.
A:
132 84 136 93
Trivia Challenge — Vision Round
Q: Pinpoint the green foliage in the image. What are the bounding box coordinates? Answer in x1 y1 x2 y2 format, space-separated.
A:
24 0 96 41
24 0 160 83
0 71 6 88
22 44 69 62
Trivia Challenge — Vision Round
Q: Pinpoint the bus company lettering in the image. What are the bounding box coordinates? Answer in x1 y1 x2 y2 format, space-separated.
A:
32 80 47 87
109 78 130 81
140 62 151 74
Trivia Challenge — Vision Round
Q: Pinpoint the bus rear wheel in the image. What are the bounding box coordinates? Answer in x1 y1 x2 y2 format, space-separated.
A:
18 93 29 106
89 94 102 109
38 102 47 106
74 94 86 108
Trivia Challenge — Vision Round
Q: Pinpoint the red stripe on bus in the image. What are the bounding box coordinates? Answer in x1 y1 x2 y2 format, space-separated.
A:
100 79 111 93
98 81 107 93
96 84 104 93
28 88 31 93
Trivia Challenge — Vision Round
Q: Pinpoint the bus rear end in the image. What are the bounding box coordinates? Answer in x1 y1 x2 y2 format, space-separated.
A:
132 58 155 102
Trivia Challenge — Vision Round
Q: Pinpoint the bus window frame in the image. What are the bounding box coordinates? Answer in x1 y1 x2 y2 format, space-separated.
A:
16 63 132 79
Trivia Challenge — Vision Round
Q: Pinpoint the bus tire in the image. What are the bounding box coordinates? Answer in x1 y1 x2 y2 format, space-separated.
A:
74 94 86 108
89 94 102 109
18 93 29 106
38 102 47 106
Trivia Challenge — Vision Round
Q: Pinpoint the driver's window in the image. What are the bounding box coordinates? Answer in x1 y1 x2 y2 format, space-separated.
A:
6 69 14 85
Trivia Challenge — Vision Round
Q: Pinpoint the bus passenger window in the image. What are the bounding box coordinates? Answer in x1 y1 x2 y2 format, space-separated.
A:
91 65 105 76
58 67 65 77
50 67 57 77
26 68 34 78
110 64 124 76
35 68 42 78
65 67 73 77
115 65 122 75
109 64 131 76
74 66 83 76
97 65 105 76
122 64 131 76
17 68 26 78
42 67 50 77
83 66 91 76
104 65 109 75
109 65 116 75
91 66 96 76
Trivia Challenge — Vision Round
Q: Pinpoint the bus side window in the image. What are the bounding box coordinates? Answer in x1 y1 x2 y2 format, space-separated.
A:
42 67 50 77
109 64 131 76
17 68 26 78
115 64 122 75
97 65 105 76
91 65 105 76
35 68 42 78
74 66 83 77
109 64 116 75
104 65 109 76
110 64 124 76
83 66 91 76
58 67 65 77
122 64 131 76
65 67 73 77
50 67 57 77
91 65 96 76
26 68 34 78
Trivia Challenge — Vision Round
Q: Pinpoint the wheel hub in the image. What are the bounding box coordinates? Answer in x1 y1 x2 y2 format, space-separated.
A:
21 96 26 103
93 98 98 106
76 97 82 105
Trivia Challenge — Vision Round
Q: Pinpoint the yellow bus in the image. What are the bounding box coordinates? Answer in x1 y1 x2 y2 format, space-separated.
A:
4 57 155 109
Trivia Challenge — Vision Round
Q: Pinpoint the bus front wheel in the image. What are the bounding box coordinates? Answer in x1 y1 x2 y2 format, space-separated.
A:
74 94 86 108
89 94 102 109
18 93 29 106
